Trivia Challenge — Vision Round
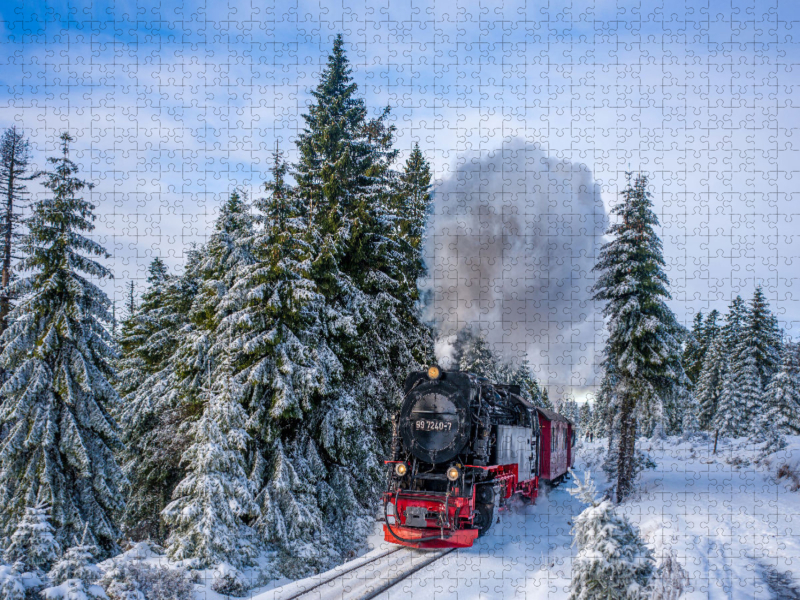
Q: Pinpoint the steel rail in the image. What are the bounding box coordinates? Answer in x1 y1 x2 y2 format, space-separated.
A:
278 547 407 600
356 548 456 600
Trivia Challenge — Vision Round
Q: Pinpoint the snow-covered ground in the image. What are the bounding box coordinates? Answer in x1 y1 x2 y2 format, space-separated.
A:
81 435 800 599
248 435 800 600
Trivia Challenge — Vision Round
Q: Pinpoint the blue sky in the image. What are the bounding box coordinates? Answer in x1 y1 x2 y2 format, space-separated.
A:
2 0 800 398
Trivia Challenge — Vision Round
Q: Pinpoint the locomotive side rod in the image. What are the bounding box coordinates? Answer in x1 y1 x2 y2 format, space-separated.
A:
278 547 407 600
356 548 456 600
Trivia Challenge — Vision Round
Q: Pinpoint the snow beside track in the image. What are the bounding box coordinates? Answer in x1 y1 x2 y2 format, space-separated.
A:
247 435 800 600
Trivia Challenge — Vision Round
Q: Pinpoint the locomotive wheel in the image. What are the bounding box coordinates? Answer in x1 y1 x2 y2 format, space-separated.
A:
474 502 494 537
476 485 495 505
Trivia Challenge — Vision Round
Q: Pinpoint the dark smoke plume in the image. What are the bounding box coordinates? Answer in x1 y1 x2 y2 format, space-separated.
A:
422 140 608 400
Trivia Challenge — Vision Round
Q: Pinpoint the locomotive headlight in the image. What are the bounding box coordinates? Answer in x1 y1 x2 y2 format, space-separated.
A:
427 365 441 380
446 466 460 481
395 463 408 477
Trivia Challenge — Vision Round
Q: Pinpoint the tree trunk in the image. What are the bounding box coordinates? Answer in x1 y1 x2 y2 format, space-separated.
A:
616 388 637 501
0 151 15 334
713 428 719 454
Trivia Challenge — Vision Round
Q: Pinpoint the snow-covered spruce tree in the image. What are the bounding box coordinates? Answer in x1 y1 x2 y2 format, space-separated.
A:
590 173 687 501
540 386 553 409
657 370 699 436
0 127 34 334
592 369 617 439
704 309 721 334
3 505 60 572
682 312 705 386
392 143 433 290
696 334 725 430
161 374 258 568
190 190 256 333
294 35 432 562
763 343 800 436
714 354 749 441
125 280 135 319
154 191 258 560
678 385 700 435
232 36 433 574
683 310 720 390
579 402 592 437
225 151 342 574
712 296 750 442
734 345 764 439
589 393 606 439
121 192 255 545
510 359 545 406
457 328 502 380
635 386 663 438
0 132 124 554
560 395 580 429
721 296 746 352
742 287 782 390
567 470 655 600
117 255 200 542
737 287 783 432
0 562 27 600
116 258 172 398
43 530 104 600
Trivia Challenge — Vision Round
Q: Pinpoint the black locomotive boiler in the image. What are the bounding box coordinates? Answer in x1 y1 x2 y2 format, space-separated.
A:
383 366 575 548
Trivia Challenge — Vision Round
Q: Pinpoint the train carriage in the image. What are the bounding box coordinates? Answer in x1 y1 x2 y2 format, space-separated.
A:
536 407 574 484
383 367 575 549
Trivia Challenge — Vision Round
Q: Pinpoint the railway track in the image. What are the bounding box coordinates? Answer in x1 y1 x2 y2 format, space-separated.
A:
273 546 456 600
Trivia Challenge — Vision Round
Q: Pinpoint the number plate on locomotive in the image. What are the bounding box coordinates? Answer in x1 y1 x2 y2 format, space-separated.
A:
415 420 453 431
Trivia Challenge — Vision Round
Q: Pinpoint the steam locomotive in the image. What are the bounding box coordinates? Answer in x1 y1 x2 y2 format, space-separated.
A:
382 366 575 549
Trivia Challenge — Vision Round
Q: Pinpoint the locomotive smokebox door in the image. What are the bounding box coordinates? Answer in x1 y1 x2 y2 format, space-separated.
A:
399 373 472 465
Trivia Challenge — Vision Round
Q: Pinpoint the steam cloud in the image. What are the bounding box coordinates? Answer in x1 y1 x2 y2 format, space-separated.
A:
422 141 609 400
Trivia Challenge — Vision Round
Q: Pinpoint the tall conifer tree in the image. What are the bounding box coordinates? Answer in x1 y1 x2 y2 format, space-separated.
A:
736 287 783 427
117 255 199 541
591 369 617 439
117 258 171 395
763 343 800 436
219 153 341 573
248 35 435 571
683 312 705 385
511 359 545 406
591 173 686 500
711 297 749 441
394 143 433 291
0 133 123 554
696 334 726 430
152 191 256 554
